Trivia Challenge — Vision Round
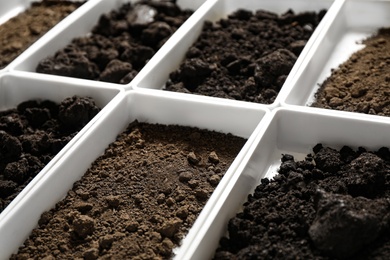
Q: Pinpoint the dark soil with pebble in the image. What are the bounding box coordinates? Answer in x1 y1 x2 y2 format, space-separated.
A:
165 8 326 104
36 1 193 84
0 96 100 213
11 121 246 259
0 1 83 69
312 28 390 116
214 144 390 259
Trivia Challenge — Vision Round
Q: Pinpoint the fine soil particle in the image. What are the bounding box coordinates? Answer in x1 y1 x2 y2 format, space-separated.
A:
36 1 193 84
0 1 84 69
312 28 390 116
11 121 246 259
0 96 100 213
214 144 390 259
165 8 327 104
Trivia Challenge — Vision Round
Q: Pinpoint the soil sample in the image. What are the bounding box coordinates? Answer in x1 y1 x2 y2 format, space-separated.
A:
312 28 390 116
214 144 390 259
0 1 84 69
11 121 246 259
0 96 100 214
165 8 327 104
36 1 193 84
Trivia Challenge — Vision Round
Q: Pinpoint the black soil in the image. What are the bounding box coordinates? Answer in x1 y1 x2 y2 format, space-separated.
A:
165 8 326 104
36 1 193 84
0 96 100 213
214 144 390 259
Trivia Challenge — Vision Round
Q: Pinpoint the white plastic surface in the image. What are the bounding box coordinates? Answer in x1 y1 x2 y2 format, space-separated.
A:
9 0 208 79
280 0 390 107
179 106 390 260
0 71 122 251
132 0 336 107
0 88 269 259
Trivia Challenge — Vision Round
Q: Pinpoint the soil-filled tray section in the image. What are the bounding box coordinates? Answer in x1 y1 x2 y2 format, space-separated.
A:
11 121 246 259
0 96 100 213
35 1 194 84
0 1 84 70
164 8 326 104
311 27 390 116
214 144 390 259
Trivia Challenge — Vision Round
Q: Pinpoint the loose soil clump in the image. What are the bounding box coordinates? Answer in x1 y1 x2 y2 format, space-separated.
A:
0 1 83 69
214 144 390 259
36 1 193 84
165 8 326 104
11 121 246 259
0 96 100 213
312 28 390 116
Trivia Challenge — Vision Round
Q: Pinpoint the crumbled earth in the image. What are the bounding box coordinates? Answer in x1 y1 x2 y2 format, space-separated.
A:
214 144 390 259
0 96 100 213
11 121 246 259
165 8 327 104
312 28 390 116
36 1 193 84
0 1 83 69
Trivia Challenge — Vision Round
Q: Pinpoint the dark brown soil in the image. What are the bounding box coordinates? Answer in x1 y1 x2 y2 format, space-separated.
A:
36 1 193 84
0 1 83 69
0 96 100 213
312 28 390 116
165 8 327 104
11 121 246 259
214 144 390 259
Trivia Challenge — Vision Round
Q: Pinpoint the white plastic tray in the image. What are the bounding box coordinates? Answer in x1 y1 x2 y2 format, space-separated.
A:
280 0 390 108
178 106 390 260
0 71 123 237
8 0 208 83
0 88 269 259
131 0 337 108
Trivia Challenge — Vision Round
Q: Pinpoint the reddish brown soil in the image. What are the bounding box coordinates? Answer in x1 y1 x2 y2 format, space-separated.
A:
0 1 83 69
11 121 246 259
312 28 390 116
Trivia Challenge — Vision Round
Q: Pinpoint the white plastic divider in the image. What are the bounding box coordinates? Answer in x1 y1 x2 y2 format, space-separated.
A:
0 87 270 259
8 0 209 84
280 0 390 108
131 0 337 109
0 71 123 231
178 106 390 260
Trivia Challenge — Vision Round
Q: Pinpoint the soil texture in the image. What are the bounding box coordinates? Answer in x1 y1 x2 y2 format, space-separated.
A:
0 1 83 69
312 28 390 116
11 121 246 259
165 8 326 104
214 144 390 259
0 96 100 213
36 1 193 84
